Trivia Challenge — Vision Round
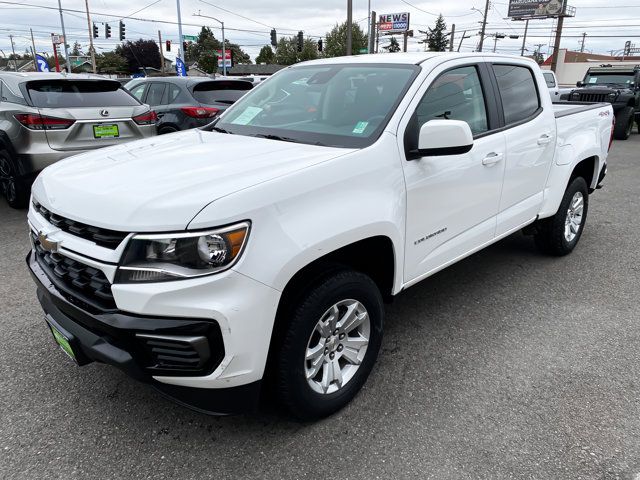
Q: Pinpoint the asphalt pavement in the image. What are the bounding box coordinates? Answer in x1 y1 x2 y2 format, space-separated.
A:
1 136 640 480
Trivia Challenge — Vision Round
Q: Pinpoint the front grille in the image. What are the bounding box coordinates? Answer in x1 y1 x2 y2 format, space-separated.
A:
578 93 608 103
137 334 211 373
33 202 128 249
31 231 116 311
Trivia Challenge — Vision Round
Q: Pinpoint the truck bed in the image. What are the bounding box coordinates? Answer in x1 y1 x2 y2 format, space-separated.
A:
552 101 611 118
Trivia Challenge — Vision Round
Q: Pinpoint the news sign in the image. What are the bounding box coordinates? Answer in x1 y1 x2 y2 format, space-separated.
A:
378 12 410 33
508 0 564 19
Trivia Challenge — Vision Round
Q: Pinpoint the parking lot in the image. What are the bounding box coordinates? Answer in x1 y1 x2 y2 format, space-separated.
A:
0 135 638 479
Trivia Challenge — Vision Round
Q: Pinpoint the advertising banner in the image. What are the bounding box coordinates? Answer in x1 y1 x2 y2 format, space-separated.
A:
508 0 564 19
378 12 410 33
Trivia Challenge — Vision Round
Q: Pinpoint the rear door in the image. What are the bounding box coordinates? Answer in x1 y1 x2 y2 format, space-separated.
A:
25 79 151 151
489 63 556 236
401 61 507 282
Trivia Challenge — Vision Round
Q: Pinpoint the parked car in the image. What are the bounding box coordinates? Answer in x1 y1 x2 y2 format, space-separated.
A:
543 70 560 99
0 72 157 208
567 64 640 139
123 77 253 134
27 53 612 420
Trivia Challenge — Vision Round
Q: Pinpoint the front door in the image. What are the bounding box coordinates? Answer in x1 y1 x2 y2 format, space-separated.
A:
401 63 506 283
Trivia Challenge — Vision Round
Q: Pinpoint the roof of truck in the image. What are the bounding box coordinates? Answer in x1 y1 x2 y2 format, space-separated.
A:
298 52 533 66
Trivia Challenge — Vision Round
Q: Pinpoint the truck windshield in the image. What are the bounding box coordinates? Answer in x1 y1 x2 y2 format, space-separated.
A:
583 73 635 86
210 63 418 148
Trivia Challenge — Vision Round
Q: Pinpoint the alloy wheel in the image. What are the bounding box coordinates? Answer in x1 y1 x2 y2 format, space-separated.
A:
564 191 584 242
0 156 16 204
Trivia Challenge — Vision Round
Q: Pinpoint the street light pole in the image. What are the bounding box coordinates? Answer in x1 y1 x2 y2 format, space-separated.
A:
176 0 184 59
193 13 226 76
57 0 70 71
346 0 353 55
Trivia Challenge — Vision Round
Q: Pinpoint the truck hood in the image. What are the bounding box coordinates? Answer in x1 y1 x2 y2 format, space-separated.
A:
32 129 352 232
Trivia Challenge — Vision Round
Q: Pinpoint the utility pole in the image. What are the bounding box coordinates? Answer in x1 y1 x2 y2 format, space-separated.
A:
84 0 96 73
579 32 587 53
477 0 490 52
493 34 498 53
158 30 165 73
449 23 455 52
369 11 376 54
367 0 371 53
457 30 470 52
550 0 567 73
57 0 70 71
30 28 37 70
176 0 184 59
520 19 529 56
346 0 353 55
403 31 408 53
9 35 17 71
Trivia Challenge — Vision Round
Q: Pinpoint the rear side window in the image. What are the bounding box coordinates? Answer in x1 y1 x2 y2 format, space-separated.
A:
543 72 556 88
493 65 540 124
163 84 181 104
145 82 166 106
26 80 140 108
192 81 252 105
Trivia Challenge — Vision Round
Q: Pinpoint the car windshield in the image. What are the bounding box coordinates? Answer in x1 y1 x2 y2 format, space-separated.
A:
210 63 418 148
583 73 635 86
26 80 140 108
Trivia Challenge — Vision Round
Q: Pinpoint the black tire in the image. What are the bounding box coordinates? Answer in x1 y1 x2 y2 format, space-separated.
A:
0 149 29 209
613 106 634 140
534 176 589 256
275 269 384 420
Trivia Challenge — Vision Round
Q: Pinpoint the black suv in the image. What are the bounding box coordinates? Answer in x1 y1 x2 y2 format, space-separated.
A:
568 65 640 140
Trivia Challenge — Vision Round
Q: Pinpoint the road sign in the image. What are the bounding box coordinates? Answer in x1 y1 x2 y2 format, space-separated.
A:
51 34 64 45
378 12 410 34
358 48 368 54
183 35 198 42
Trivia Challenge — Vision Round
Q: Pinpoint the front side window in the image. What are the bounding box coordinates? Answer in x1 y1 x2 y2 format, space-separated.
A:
213 64 418 148
415 65 489 136
493 64 540 125
129 83 146 102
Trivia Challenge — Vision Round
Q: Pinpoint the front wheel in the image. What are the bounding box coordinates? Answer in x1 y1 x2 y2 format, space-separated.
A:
534 176 589 256
275 270 384 420
613 106 634 140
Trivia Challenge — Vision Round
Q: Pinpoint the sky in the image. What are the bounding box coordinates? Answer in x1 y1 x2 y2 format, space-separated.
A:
0 0 639 64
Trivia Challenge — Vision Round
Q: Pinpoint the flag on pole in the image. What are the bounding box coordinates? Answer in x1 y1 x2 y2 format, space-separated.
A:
35 54 50 72
175 57 187 76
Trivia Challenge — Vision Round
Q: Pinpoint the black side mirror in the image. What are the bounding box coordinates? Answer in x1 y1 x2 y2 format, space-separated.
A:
576 81 584 87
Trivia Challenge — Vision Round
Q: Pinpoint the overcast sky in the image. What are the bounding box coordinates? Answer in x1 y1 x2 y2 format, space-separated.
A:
0 0 638 63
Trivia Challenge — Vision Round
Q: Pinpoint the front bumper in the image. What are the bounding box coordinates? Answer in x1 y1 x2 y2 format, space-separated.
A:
27 251 262 414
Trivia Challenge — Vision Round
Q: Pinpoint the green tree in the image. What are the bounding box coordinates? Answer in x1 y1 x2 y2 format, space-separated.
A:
255 45 275 64
427 14 448 52
324 21 368 57
187 27 251 73
70 41 83 56
115 39 161 73
384 37 401 53
96 51 127 73
274 36 319 65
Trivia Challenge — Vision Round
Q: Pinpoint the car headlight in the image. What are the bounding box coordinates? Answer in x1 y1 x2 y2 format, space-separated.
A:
116 221 250 283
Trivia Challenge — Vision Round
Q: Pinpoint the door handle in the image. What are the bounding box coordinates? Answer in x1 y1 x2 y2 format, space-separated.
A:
537 134 553 145
481 152 503 166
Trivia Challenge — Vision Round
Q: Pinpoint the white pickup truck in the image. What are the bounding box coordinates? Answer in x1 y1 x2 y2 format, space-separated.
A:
27 53 613 420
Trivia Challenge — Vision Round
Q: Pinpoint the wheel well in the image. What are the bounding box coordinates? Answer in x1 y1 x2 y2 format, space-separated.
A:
570 156 596 190
261 236 395 394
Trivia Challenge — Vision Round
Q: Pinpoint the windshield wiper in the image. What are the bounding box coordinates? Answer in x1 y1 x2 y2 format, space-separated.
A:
250 133 298 143
211 126 232 134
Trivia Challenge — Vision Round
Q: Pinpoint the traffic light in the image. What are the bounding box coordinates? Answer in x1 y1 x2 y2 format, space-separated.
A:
270 29 277 48
165 40 171 52
119 20 125 41
297 31 303 52
92 23 98 39
105 23 111 39
317 39 323 52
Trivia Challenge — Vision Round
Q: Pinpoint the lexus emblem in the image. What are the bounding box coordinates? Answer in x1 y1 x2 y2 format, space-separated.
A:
38 231 60 253
99 109 109 117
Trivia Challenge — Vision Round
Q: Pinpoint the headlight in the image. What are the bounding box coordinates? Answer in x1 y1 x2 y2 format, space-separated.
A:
116 221 250 283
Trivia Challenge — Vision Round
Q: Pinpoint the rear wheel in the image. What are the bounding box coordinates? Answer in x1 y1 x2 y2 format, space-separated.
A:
158 126 179 135
275 270 384 420
0 149 29 209
534 176 589 256
613 106 634 140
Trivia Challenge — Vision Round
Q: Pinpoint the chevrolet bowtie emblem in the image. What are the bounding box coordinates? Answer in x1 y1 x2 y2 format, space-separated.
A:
38 231 60 253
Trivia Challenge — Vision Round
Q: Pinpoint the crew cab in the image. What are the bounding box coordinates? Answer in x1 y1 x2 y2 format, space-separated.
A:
27 53 613 420
569 64 640 140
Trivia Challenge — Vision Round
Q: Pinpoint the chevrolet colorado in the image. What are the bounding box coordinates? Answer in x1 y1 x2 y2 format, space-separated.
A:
27 53 613 420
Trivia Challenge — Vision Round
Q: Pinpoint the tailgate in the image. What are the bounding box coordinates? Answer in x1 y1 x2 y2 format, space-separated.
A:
25 78 152 151
38 105 150 151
